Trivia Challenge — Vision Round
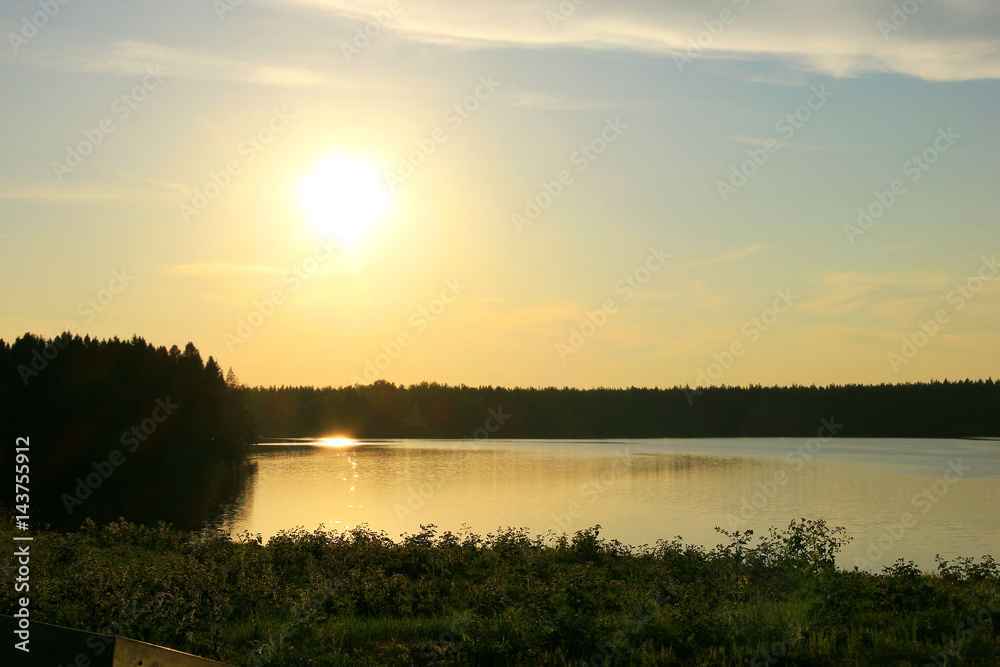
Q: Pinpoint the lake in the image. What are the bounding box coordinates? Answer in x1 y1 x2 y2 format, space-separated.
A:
218 437 1000 571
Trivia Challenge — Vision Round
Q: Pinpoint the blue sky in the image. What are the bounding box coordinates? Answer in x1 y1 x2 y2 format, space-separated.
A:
1 0 997 388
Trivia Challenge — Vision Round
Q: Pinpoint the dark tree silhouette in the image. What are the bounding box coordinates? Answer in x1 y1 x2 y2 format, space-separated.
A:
245 379 999 440
3 330 995 529
0 332 257 529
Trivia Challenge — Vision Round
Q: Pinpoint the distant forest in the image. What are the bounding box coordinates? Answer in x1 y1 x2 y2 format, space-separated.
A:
3 332 997 528
248 378 1000 440
0 333 256 528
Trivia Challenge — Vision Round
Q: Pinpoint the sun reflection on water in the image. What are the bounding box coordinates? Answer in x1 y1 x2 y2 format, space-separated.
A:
314 436 358 448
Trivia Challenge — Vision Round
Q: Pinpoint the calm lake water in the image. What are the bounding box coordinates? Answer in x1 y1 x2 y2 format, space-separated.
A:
219 437 1000 571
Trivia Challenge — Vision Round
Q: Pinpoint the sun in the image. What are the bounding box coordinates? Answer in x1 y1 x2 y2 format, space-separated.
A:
300 155 391 248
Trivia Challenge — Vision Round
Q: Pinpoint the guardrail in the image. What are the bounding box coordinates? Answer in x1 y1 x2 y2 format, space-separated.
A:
3 615 232 666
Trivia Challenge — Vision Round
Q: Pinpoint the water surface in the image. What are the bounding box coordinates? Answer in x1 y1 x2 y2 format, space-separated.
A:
220 437 1000 571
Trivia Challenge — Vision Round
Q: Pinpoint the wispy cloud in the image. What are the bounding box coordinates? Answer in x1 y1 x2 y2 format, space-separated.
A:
101 169 192 195
504 89 659 112
505 90 611 111
0 185 174 202
728 135 874 154
9 3 997 84
693 243 772 266
164 263 286 277
800 271 954 319
738 70 811 87
11 39 384 90
267 0 1000 81
84 41 328 88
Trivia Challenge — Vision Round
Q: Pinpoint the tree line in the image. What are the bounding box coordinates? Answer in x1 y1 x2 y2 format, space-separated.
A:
247 378 1000 440
3 331 995 526
0 332 256 528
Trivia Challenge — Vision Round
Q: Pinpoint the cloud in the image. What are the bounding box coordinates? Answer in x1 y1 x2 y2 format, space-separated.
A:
0 170 189 203
101 169 192 195
266 0 1000 81
737 70 811 87
9 39 379 89
0 185 172 202
164 263 286 277
505 90 611 111
88 41 345 87
728 135 873 154
800 271 954 319
693 243 772 266
504 89 660 111
469 298 583 337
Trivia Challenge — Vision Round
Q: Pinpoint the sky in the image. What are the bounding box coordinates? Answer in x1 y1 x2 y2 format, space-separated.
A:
1 0 998 389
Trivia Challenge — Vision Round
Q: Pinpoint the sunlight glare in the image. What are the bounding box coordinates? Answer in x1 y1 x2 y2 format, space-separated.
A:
299 155 390 248
314 436 358 448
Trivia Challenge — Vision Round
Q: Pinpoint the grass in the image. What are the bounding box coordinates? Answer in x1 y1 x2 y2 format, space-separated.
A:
1 516 997 665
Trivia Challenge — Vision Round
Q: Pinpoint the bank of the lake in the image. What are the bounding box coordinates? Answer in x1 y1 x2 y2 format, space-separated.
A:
3 517 997 666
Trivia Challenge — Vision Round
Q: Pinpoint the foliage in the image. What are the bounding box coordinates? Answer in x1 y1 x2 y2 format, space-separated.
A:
1 517 997 666
0 333 257 529
246 379 1000 439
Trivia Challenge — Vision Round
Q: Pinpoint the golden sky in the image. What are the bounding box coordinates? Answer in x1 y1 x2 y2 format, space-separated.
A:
1 0 998 388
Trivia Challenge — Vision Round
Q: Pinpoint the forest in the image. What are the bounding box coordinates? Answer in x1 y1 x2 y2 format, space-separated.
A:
0 332 256 529
247 378 1000 440
2 331 996 527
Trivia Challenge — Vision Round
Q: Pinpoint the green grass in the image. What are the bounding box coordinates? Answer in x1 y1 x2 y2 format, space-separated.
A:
1 517 997 666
